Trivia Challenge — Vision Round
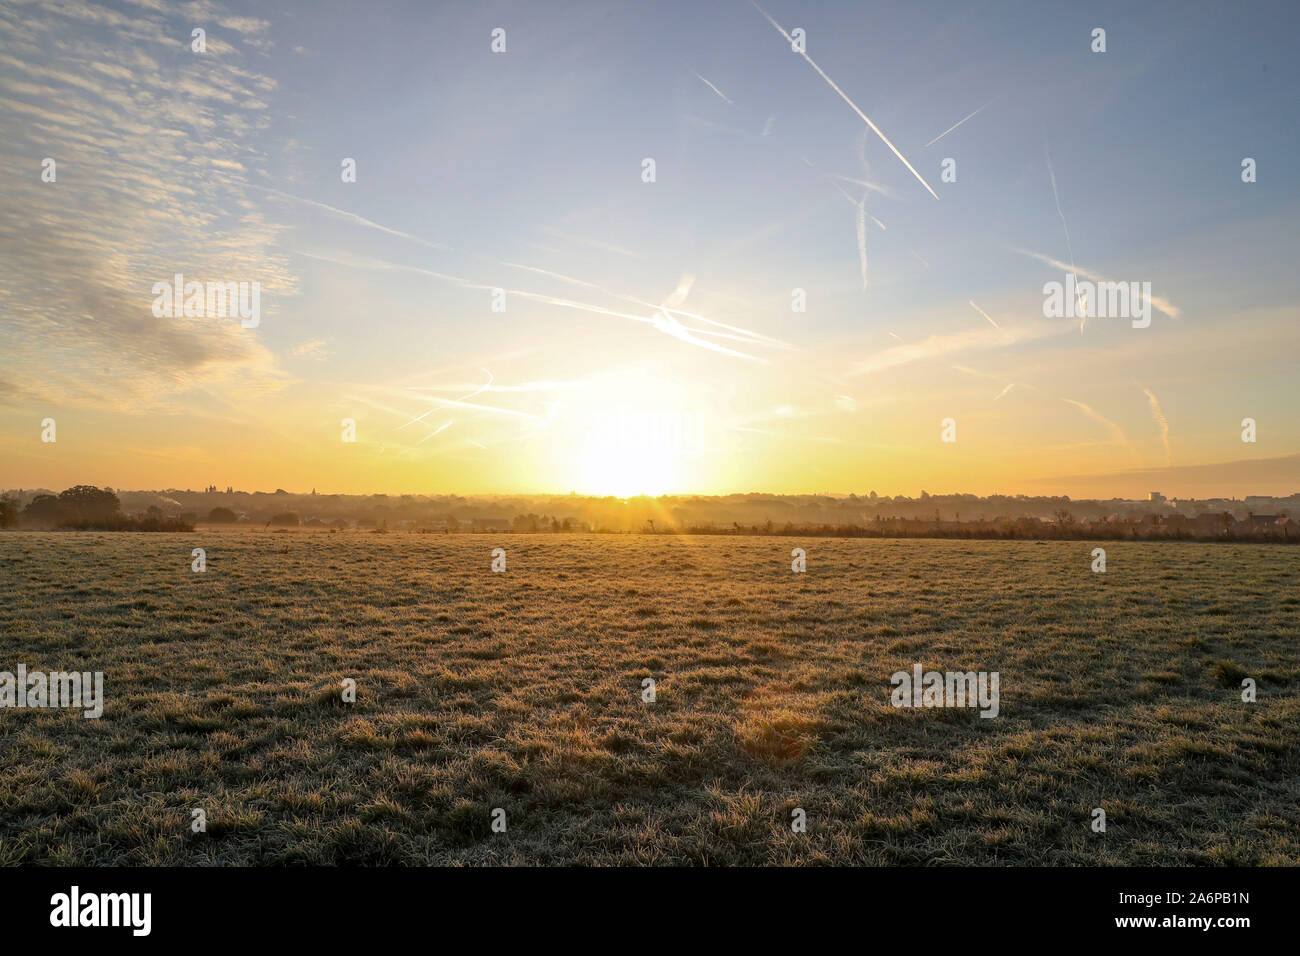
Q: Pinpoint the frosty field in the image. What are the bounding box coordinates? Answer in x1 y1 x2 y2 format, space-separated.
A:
1 531 1296 865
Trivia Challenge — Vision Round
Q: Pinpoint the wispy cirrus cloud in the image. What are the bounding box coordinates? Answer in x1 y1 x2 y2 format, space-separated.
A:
0 0 293 411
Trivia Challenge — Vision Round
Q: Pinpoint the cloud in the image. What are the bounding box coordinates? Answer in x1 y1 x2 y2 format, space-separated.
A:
290 339 329 360
0 0 291 411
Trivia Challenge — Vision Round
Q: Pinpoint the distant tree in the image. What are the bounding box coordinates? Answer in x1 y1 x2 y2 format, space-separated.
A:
0 496 19 528
207 507 237 523
268 512 300 527
510 513 540 533
22 494 67 527
57 485 121 521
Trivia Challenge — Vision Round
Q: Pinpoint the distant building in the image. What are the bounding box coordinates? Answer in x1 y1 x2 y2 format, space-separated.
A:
1149 491 1166 505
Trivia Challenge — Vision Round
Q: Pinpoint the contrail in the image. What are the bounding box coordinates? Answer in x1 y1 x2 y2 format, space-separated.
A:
1044 145 1074 268
274 194 785 354
1062 398 1140 465
826 172 900 200
298 249 781 358
397 368 493 430
542 229 644 260
923 98 996 148
654 308 764 362
415 420 454 444
1140 384 1171 465
273 186 790 348
258 187 449 251
800 158 894 207
856 191 869 290
1014 248 1181 318
693 71 734 105
1043 144 1082 330
388 390 541 423
501 260 790 348
286 189 792 358
950 363 1037 397
751 1 938 200
852 323 1072 377
969 300 1001 329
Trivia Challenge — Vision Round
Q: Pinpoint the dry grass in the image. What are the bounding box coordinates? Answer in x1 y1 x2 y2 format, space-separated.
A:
0 531 1296 865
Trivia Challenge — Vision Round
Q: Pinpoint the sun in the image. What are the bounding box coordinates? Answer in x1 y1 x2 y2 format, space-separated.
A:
575 446 680 498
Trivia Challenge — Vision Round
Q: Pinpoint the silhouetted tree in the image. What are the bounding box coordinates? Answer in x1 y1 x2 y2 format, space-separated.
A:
57 485 120 521
22 494 66 527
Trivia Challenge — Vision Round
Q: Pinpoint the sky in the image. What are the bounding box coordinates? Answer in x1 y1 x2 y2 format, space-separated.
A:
1 0 1297 498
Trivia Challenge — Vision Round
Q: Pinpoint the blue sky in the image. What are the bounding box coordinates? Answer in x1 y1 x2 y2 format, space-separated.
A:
1 0 1297 496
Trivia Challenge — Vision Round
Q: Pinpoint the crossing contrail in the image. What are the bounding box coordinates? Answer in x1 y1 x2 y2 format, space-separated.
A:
751 1 938 200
